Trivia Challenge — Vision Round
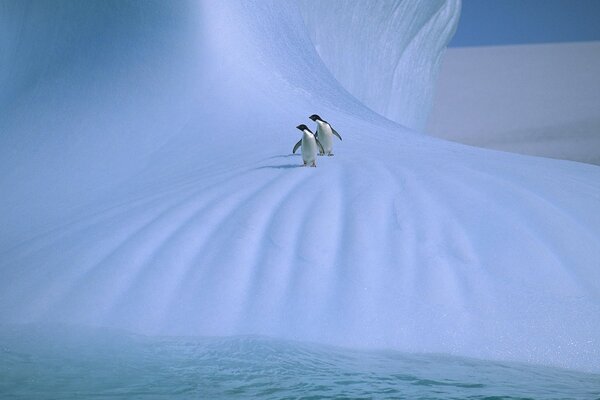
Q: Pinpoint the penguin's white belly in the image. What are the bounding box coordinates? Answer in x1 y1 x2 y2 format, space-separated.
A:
318 125 333 154
320 131 333 154
301 136 318 164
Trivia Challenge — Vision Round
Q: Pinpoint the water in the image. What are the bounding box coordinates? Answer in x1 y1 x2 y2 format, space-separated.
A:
1 325 598 399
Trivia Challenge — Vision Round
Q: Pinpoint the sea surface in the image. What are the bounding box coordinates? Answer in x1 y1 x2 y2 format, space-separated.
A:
1 325 598 399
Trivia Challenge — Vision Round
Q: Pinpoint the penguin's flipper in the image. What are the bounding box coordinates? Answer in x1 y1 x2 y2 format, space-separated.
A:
316 138 325 154
332 127 342 141
292 139 302 154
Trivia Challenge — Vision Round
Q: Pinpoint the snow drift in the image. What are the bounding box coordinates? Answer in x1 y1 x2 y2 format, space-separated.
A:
1 0 599 372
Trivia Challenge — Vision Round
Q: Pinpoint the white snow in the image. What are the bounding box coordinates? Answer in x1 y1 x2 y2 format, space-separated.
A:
428 41 600 165
1 1 599 372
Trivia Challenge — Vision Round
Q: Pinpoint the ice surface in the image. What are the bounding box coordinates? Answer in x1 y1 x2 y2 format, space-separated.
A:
1 1 599 372
299 0 460 130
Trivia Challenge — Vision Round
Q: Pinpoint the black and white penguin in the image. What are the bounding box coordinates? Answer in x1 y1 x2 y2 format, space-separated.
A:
293 124 324 167
309 114 342 156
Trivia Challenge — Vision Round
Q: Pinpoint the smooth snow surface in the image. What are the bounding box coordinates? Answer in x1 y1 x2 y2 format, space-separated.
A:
428 42 600 165
1 1 600 372
299 0 460 130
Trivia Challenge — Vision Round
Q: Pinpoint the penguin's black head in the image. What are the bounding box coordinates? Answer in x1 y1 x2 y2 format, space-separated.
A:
309 114 322 122
296 124 309 131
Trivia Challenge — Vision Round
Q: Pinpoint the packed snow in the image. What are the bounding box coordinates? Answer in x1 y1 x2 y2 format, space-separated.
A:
1 0 599 373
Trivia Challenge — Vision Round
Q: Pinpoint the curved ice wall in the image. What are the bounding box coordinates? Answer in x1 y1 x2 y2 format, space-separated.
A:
298 0 461 130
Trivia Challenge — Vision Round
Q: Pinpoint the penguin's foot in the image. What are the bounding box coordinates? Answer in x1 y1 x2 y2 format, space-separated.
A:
327 153 334 156
311 162 317 167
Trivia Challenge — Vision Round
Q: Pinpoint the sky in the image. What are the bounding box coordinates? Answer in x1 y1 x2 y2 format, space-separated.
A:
449 0 600 47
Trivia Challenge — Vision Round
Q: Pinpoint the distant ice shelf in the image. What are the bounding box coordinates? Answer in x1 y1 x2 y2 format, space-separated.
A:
428 41 600 165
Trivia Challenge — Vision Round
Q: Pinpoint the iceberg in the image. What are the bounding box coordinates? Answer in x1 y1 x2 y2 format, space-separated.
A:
1 0 599 372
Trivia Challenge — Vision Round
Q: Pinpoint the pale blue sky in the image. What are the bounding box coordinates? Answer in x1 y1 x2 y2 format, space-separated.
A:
449 0 600 47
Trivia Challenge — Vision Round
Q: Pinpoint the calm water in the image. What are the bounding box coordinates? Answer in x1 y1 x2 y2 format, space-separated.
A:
1 325 598 399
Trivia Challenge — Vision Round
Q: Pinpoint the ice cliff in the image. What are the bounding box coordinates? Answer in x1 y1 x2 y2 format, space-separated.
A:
299 0 461 130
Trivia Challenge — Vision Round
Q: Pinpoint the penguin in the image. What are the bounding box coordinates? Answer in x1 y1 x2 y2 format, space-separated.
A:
293 124 324 167
309 114 342 156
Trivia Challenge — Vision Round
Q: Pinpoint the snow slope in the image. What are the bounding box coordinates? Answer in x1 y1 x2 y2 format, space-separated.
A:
1 1 599 372
428 42 600 165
